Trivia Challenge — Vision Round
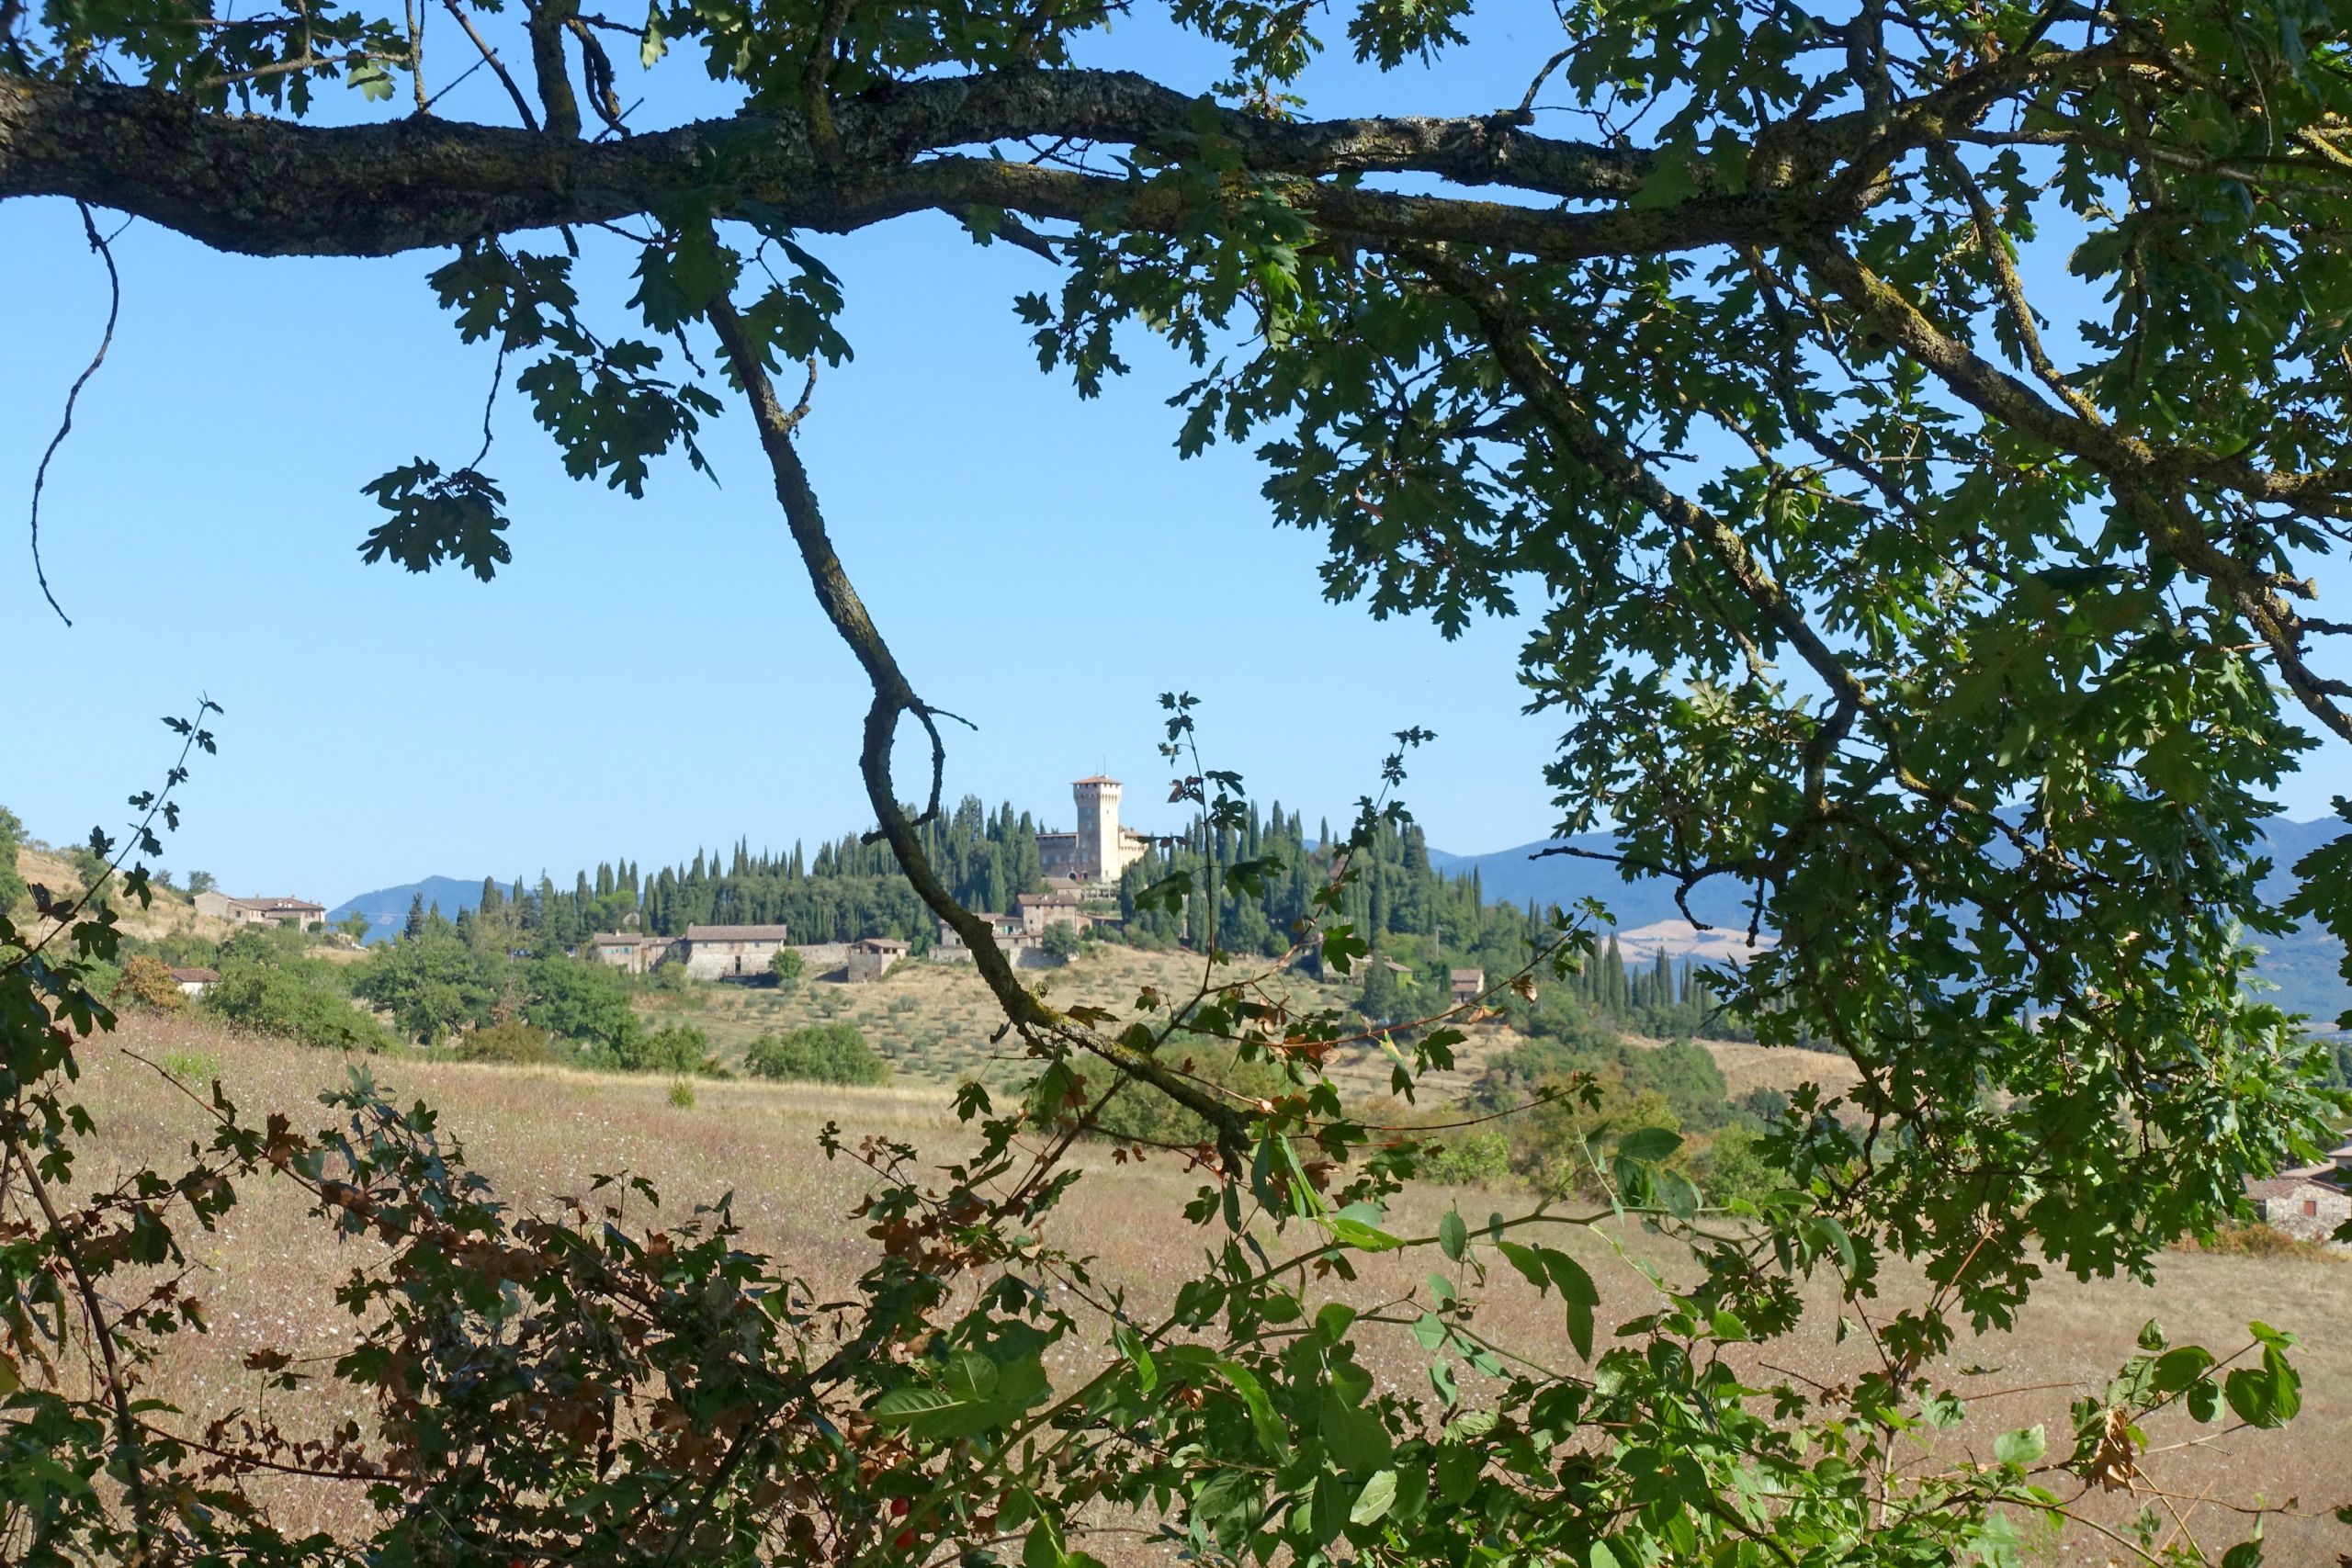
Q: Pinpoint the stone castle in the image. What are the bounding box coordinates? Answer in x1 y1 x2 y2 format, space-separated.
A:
1035 775 1153 885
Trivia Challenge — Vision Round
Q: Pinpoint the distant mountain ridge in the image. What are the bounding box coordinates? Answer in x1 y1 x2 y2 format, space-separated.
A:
1430 816 2350 1031
326 875 497 942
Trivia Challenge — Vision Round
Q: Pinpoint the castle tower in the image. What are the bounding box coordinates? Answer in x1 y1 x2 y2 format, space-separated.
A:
1073 776 1120 883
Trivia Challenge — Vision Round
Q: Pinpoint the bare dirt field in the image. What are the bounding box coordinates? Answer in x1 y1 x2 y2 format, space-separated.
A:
60 1014 2352 1564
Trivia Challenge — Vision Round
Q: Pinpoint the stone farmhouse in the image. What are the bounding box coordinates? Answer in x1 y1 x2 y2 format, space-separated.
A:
168 966 218 998
587 931 668 975
194 892 327 930
846 937 910 983
681 923 792 979
1036 777 1154 885
1450 968 1486 1006
2244 1141 2352 1245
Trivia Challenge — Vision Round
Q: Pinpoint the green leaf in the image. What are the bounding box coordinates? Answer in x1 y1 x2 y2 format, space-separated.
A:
1439 1208 1467 1262
1349 1468 1398 1526
1435 1443 1481 1503
1495 1238 1550 1292
2151 1346 2213 1393
347 61 395 101
1994 1425 2046 1466
1631 153 1698 209
1216 1361 1291 1460
1324 1208 1405 1252
1024 1513 1067 1568
871 1385 962 1423
1319 1392 1392 1472
1618 1126 1683 1165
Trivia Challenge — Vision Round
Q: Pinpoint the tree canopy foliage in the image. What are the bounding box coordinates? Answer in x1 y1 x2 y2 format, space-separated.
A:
8 0 2352 1561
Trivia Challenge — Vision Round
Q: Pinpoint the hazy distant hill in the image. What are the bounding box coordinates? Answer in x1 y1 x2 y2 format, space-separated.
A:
326 875 496 943
1431 817 2350 1031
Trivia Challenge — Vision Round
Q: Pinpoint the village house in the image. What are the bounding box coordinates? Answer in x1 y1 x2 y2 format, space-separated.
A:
845 937 910 983
931 912 1059 969
587 931 670 975
168 966 218 999
1450 968 1486 1006
1014 889 1100 935
681 923 791 979
1035 776 1155 885
195 892 327 930
2245 1170 2351 1245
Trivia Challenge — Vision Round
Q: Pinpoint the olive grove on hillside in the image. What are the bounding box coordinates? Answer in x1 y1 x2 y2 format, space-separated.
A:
6 0 2352 1561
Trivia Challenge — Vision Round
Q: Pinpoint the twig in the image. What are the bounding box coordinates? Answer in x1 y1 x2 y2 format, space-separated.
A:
27 201 120 626
439 0 539 131
406 0 427 112
471 341 507 468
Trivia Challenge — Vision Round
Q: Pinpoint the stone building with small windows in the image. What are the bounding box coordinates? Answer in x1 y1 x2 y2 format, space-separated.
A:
845 937 910 983
2244 1168 2350 1245
195 892 327 930
681 923 791 979
588 931 672 975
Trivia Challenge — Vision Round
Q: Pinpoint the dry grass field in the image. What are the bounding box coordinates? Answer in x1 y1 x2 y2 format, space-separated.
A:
55 1012 2352 1564
12 842 241 944
650 942 1862 1109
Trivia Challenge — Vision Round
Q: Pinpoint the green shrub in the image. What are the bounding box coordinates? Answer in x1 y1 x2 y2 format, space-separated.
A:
203 943 392 1053
1423 1130 1513 1188
1691 1122 1786 1208
526 957 630 1041
614 1022 711 1076
668 1077 696 1109
457 1019 560 1065
744 1023 888 1087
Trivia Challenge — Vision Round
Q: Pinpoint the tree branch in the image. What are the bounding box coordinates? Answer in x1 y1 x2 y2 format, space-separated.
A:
700 269 1257 1168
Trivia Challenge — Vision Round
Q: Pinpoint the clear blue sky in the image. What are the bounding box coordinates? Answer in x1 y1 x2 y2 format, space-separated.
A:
4 5 2346 903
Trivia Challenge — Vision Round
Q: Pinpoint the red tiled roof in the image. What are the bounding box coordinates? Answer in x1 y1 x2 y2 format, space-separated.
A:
1072 775 1119 785
167 967 219 983
684 924 791 942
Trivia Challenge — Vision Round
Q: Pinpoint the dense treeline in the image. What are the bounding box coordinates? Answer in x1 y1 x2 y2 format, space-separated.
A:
474 795 1049 948
1115 804 1750 1040
15 785 1757 1042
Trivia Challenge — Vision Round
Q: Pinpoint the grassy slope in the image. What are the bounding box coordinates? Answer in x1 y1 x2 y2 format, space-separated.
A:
13 843 241 943
638 942 1864 1107
66 1012 2352 1564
